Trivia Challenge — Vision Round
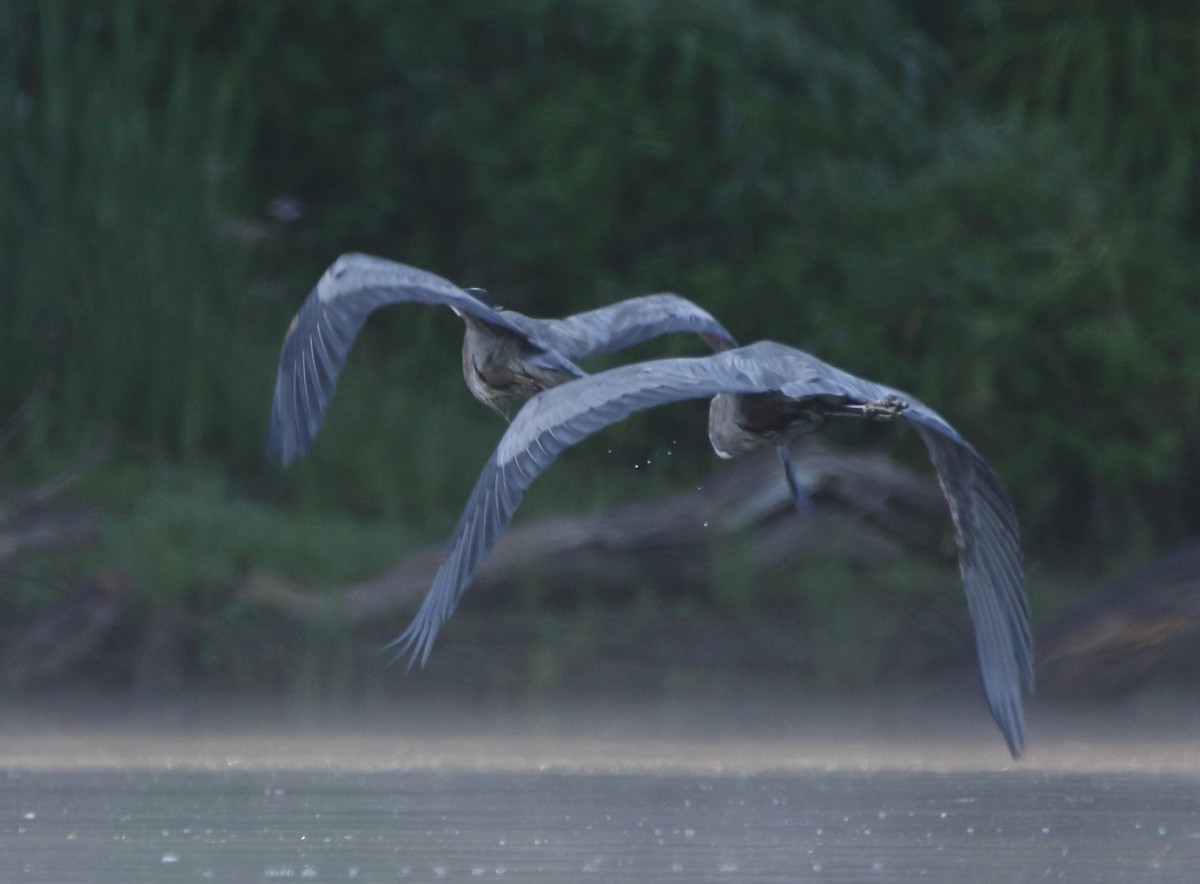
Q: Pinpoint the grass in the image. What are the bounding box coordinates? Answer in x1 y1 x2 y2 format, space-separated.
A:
0 1 256 466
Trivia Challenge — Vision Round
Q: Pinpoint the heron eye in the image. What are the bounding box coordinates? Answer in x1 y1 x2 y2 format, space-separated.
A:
465 287 496 309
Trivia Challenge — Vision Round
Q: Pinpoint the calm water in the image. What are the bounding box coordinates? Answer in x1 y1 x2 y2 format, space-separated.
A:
2 694 1199 882
1 767 1198 882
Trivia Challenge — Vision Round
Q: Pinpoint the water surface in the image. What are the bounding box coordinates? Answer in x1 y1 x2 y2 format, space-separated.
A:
1 693 1197 882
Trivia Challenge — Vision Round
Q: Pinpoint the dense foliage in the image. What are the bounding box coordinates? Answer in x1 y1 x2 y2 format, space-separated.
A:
4 0 1200 624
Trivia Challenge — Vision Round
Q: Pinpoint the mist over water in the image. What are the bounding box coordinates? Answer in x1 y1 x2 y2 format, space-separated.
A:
1 693 1198 882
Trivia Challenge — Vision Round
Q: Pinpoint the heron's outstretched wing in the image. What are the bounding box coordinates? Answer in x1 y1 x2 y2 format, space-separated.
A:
781 368 1031 757
267 254 530 465
779 363 1031 756
907 420 1032 757
391 342 870 666
528 294 738 361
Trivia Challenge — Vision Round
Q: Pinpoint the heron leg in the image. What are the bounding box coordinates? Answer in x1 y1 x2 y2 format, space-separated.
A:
776 445 815 514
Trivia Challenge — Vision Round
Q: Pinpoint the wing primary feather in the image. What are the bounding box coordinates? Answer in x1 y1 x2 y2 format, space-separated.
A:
912 421 1028 757
267 254 533 466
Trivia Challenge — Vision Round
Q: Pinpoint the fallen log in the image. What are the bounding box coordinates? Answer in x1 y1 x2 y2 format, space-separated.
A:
0 508 107 566
0 436 111 566
0 568 133 687
1037 541 1200 694
0 433 116 685
243 439 950 627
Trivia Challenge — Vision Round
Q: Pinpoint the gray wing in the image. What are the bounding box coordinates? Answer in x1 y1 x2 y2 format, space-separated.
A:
391 342 878 666
526 294 738 361
780 365 1033 756
908 419 1032 758
267 254 529 465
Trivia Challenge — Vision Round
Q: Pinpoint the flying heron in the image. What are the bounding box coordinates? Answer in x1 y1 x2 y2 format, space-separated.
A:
391 341 1032 757
267 253 737 464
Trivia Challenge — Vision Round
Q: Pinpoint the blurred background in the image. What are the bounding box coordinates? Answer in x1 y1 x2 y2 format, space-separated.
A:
3 0 1200 708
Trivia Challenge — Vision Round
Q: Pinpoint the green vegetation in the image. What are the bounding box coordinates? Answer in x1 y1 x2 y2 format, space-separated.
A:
3 0 1200 690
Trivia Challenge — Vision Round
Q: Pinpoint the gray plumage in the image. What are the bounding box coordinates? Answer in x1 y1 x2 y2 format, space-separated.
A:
392 341 1032 757
267 253 737 464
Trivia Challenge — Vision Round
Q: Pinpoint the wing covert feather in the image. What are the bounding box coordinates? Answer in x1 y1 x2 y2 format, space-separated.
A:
534 294 737 360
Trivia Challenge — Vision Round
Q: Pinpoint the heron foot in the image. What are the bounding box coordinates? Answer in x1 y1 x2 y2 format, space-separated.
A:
854 395 908 421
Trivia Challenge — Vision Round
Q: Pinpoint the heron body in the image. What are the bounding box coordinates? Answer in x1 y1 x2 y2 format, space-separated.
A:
392 341 1032 757
707 390 904 458
458 314 582 417
268 253 737 463
709 389 909 504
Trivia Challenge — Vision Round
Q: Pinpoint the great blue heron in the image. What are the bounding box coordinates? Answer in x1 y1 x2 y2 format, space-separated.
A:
267 253 737 464
392 341 1032 757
